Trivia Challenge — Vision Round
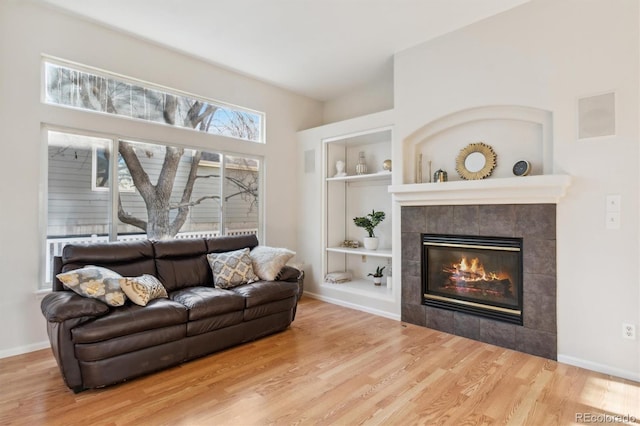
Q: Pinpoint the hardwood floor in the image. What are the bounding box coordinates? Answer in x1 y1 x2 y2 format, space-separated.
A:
1 297 638 425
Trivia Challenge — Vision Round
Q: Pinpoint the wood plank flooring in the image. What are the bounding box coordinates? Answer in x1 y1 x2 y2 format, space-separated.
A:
0 297 638 425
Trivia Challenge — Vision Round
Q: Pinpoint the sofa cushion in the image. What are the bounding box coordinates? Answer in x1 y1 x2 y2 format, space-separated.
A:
205 234 259 253
75 324 186 362
230 280 299 308
154 239 212 291
60 240 156 283
207 248 259 289
249 246 295 281
56 266 127 307
186 312 244 336
170 287 245 321
243 297 297 321
71 298 188 344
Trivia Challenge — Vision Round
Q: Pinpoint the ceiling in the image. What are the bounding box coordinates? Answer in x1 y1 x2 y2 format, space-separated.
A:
36 0 530 102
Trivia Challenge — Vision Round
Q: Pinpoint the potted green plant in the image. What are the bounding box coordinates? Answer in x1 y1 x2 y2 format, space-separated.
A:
353 210 386 250
368 266 386 286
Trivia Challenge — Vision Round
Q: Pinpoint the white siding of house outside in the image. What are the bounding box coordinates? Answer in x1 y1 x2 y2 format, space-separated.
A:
48 145 258 236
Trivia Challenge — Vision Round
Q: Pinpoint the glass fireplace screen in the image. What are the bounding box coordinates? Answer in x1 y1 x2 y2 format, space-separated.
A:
422 234 523 324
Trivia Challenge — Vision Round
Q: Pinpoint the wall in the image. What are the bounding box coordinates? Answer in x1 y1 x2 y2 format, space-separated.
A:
322 66 394 124
394 0 639 380
0 0 322 357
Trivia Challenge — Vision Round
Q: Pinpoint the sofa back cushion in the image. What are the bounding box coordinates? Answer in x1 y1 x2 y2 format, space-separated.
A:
154 238 212 291
57 240 156 291
205 234 259 253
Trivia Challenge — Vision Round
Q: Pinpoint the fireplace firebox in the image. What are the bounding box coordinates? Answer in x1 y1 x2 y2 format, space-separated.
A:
422 234 523 325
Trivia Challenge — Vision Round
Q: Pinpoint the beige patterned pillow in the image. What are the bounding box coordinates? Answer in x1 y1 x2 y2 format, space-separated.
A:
250 246 296 281
207 248 259 289
116 275 168 306
57 266 126 307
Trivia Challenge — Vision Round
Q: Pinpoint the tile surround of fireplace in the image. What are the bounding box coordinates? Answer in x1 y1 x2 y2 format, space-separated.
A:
401 204 557 360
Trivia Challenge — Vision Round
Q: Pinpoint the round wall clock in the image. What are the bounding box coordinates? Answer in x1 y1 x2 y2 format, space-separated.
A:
512 160 531 177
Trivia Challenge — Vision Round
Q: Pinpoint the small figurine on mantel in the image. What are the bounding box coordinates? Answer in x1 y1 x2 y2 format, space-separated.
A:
434 169 448 182
334 160 347 177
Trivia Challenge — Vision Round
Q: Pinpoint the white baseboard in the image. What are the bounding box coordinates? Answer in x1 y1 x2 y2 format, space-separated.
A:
558 354 639 382
0 341 50 360
303 292 401 321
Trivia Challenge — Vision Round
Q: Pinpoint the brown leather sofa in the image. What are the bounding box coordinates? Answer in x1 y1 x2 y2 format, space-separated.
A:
40 234 302 392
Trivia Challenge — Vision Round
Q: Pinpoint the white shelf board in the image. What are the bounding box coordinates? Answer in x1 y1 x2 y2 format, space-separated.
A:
321 278 393 301
326 171 391 183
388 174 571 205
326 246 392 258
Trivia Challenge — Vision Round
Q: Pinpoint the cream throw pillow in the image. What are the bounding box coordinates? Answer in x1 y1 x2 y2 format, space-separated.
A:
250 246 295 281
207 248 259 289
115 275 168 306
56 266 126 307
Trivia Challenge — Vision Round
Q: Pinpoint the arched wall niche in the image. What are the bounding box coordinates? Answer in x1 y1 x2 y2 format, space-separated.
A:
402 105 553 184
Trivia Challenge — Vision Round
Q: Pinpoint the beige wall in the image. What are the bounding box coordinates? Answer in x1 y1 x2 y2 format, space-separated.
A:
0 0 322 356
394 0 639 379
322 65 394 124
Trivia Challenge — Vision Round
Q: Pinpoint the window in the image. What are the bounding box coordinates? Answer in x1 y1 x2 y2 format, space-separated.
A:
44 59 264 143
46 129 261 286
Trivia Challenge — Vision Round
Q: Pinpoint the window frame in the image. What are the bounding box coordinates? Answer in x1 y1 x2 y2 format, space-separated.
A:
42 55 266 144
41 125 264 290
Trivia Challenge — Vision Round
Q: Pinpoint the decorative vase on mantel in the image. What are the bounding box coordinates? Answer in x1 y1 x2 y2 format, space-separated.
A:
363 237 379 250
355 151 368 175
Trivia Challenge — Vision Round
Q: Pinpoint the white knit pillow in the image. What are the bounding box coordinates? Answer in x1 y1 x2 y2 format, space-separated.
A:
250 246 295 281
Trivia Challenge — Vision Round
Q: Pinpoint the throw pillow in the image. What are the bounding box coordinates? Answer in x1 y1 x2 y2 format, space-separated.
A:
115 274 168 306
207 248 259 289
250 246 296 281
56 266 126 307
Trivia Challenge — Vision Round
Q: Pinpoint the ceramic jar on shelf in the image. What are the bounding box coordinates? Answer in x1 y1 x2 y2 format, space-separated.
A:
355 151 367 175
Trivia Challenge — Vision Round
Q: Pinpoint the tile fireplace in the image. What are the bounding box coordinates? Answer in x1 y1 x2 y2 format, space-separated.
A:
401 204 557 360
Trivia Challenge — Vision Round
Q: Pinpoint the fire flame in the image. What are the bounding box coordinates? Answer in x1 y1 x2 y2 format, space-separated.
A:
444 257 502 282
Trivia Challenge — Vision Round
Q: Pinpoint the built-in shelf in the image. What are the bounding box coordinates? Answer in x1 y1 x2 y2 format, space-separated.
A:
321 279 393 301
326 246 392 258
326 171 391 183
388 174 571 206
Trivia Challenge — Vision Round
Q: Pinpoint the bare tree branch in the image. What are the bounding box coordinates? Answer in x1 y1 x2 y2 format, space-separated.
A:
117 198 147 231
170 195 221 210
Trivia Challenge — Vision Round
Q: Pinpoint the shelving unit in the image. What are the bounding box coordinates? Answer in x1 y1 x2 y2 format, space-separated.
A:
322 127 393 300
296 109 398 319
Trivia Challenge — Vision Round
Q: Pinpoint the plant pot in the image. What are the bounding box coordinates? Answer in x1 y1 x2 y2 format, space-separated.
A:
363 237 379 250
373 276 382 286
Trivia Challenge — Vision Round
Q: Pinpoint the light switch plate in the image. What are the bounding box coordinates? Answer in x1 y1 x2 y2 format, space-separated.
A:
606 211 620 229
606 194 621 212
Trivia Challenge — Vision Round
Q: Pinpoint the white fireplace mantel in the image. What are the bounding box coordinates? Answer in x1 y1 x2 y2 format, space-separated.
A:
388 175 571 206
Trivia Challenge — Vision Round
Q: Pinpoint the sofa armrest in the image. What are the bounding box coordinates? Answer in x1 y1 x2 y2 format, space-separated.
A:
41 291 110 323
277 266 304 302
277 265 302 282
